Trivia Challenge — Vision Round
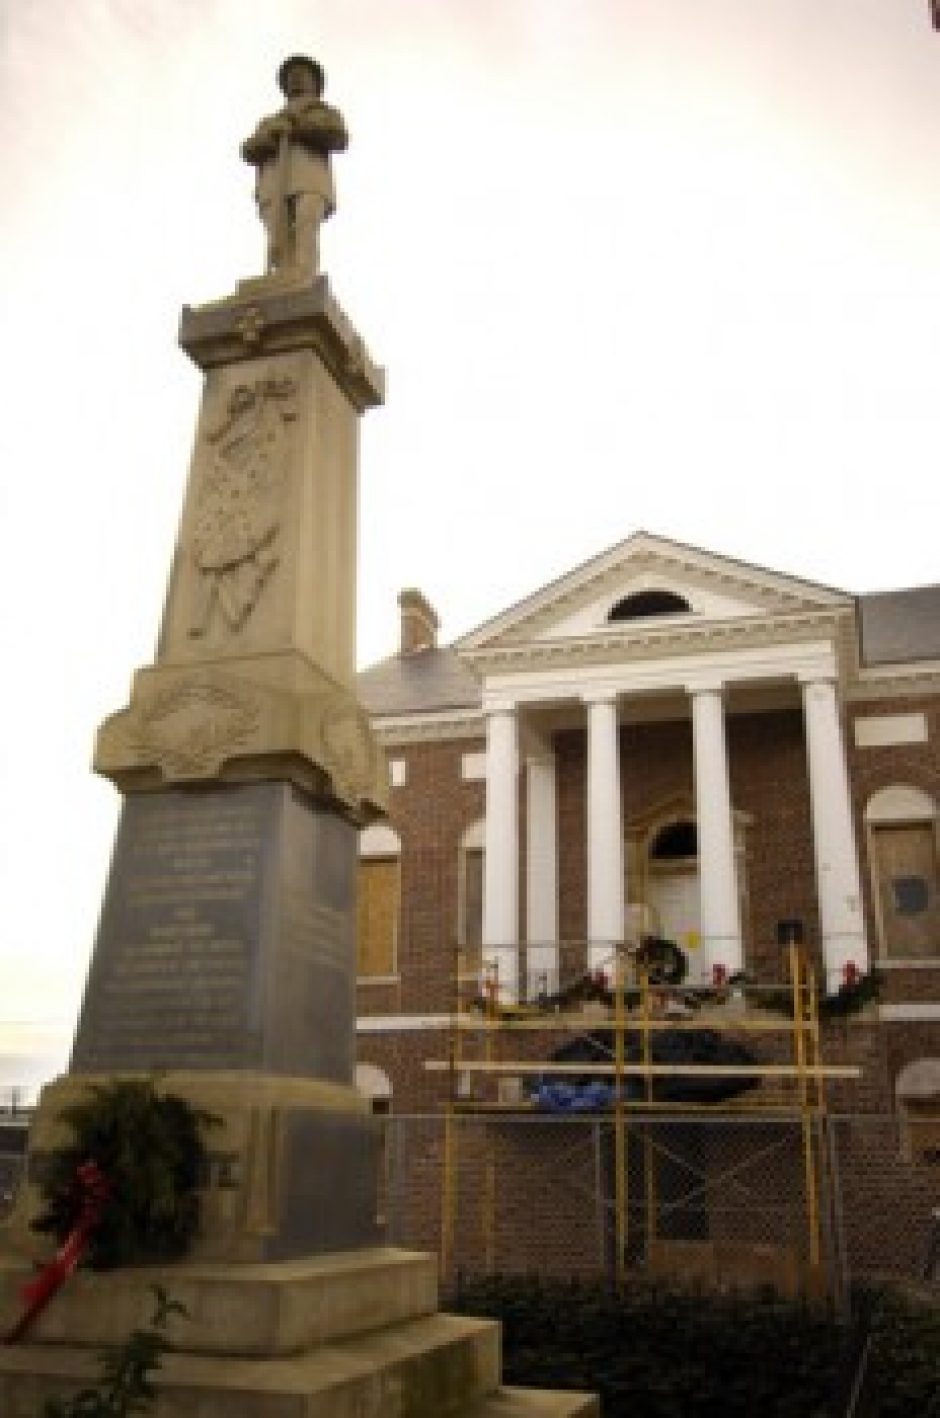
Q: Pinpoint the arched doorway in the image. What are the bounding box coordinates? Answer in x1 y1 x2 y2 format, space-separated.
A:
625 796 750 977
646 818 701 962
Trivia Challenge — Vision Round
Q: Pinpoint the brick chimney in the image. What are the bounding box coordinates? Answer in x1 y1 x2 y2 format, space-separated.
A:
398 588 439 655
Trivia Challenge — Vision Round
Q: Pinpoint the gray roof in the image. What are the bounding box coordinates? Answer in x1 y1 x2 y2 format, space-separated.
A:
357 646 482 717
859 586 940 666
357 583 940 718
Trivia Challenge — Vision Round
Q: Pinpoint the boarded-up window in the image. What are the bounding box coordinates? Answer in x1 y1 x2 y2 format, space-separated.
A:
357 858 399 977
873 824 939 960
896 1060 940 1166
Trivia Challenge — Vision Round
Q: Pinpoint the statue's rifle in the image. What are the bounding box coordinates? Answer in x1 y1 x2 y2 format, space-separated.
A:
269 120 292 272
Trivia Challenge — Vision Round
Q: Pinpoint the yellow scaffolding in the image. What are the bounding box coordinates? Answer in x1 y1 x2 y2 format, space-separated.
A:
432 942 860 1295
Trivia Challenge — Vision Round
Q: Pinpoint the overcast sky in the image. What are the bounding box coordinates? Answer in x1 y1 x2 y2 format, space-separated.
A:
1 0 938 1092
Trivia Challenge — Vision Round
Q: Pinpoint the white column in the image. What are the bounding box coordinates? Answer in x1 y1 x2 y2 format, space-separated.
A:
801 677 868 990
483 703 519 1000
690 684 743 984
526 751 559 999
585 693 624 976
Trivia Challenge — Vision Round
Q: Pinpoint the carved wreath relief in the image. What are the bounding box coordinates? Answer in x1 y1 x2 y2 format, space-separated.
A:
127 676 262 779
188 376 297 636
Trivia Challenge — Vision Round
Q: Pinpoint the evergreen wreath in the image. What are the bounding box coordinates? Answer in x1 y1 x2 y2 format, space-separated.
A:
635 935 689 988
32 1078 216 1270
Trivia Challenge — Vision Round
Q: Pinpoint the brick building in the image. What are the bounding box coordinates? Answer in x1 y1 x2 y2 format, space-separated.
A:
353 532 940 1283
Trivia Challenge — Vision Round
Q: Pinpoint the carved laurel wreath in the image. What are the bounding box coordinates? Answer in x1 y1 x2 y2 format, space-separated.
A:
128 678 261 779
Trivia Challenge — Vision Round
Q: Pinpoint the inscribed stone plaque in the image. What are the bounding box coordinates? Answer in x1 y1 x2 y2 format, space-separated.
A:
71 783 356 1082
269 790 356 1079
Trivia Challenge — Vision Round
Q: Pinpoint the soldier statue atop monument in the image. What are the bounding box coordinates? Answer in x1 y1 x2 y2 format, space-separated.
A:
241 55 347 279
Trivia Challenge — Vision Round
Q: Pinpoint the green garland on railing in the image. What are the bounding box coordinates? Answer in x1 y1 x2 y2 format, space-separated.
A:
470 936 690 1017
745 968 882 1020
470 955 882 1023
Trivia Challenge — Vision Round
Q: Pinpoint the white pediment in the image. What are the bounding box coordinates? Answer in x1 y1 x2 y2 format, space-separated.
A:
456 532 851 652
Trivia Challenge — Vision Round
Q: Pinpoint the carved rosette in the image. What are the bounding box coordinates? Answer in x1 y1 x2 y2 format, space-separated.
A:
188 376 298 637
122 674 263 780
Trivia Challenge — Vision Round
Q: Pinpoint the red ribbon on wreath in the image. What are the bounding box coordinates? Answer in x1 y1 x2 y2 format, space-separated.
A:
4 1159 110 1344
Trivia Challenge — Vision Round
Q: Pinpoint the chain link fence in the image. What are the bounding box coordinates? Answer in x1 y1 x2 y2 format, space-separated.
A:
2 1109 936 1299
378 1111 939 1305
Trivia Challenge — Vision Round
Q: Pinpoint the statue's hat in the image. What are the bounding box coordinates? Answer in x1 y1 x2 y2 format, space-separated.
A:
278 54 325 95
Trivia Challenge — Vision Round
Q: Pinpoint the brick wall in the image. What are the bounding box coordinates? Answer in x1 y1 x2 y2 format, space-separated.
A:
556 709 824 981
357 736 485 1019
355 695 940 1287
359 1017 940 1286
364 694 939 1017
847 693 940 1003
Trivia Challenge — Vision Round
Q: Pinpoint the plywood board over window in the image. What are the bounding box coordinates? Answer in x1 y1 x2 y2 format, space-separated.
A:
357 857 399 977
873 824 939 960
866 785 939 963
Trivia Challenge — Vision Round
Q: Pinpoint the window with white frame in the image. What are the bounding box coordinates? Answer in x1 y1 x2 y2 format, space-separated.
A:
458 818 485 976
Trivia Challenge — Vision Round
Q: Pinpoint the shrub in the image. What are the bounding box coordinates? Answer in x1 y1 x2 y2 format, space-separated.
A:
450 1273 940 1417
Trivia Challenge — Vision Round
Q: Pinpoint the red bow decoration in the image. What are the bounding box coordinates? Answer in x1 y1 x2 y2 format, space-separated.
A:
4 1159 110 1344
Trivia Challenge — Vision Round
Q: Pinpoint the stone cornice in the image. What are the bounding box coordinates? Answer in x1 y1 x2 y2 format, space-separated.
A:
371 707 484 745
846 662 940 702
461 608 852 674
179 276 385 413
457 536 851 650
480 639 839 711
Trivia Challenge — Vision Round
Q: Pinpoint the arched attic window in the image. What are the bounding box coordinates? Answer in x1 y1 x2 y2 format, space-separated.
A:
608 590 691 622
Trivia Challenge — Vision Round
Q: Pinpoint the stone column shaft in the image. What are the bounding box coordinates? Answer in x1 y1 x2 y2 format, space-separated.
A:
691 686 742 983
483 704 519 998
585 694 624 974
526 752 559 996
801 678 868 989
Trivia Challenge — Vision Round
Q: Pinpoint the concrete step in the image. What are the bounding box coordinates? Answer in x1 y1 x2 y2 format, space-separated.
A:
461 1385 600 1416
0 1311 502 1418
0 1246 439 1356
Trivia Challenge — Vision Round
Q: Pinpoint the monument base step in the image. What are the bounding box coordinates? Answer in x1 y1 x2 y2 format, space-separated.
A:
0 1247 600 1415
1 1311 501 1417
464 1387 600 1416
0 1246 437 1356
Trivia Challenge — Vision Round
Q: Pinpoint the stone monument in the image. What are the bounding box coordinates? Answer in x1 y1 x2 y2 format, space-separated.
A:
0 57 596 1416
